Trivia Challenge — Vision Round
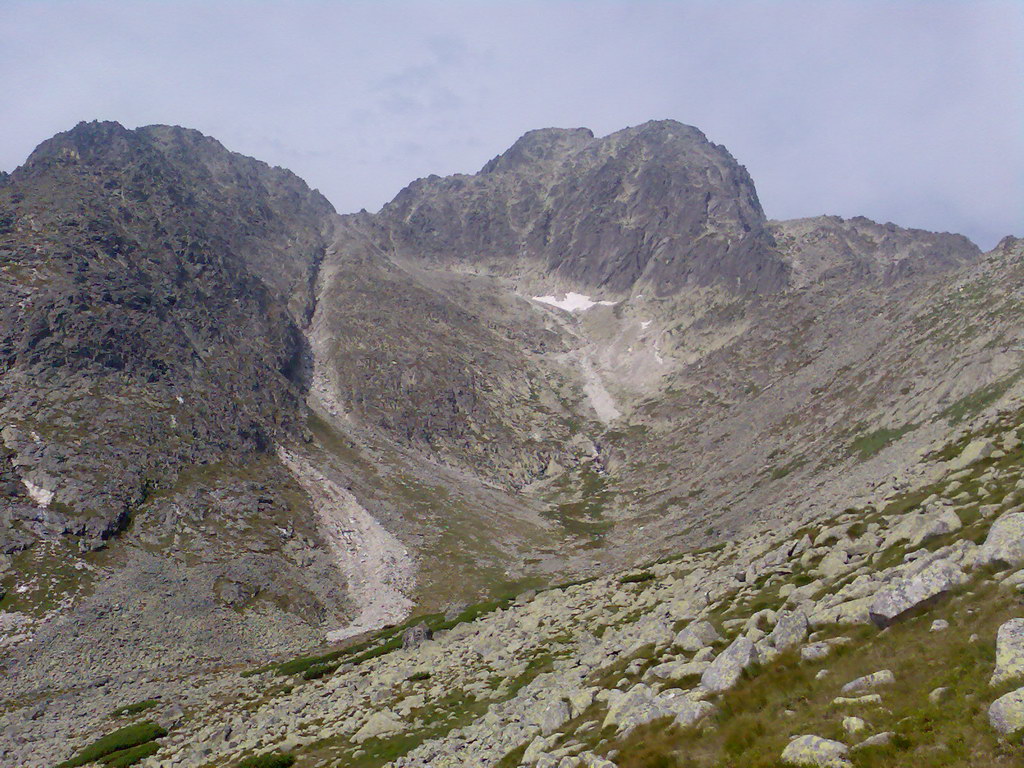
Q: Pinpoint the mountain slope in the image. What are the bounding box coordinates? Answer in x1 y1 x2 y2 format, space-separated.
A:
2 119 1021 752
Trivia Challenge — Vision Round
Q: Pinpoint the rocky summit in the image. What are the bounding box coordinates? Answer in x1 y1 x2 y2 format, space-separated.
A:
1 119 1022 768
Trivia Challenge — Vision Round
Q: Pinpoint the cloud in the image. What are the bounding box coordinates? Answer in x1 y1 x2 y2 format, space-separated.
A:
1 0 1020 247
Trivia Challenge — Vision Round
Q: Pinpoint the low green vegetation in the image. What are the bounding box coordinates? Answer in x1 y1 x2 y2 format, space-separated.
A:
598 577 1024 767
109 699 158 718
849 423 918 460
57 721 167 768
237 752 296 768
262 594 519 680
619 571 655 585
939 376 1017 425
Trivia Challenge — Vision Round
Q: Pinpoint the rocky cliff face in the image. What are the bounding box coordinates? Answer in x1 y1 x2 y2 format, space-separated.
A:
0 121 334 547
376 120 788 296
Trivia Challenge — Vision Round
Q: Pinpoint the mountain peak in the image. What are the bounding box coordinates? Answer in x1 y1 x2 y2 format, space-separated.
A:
383 121 786 295
480 126 595 174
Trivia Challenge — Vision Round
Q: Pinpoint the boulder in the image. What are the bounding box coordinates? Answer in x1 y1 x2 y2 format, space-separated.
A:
801 642 832 662
401 622 434 649
989 687 1024 734
840 669 895 695
539 699 571 736
991 618 1024 687
603 685 674 733
674 620 720 652
667 696 715 728
868 559 966 628
842 716 866 735
780 735 853 767
852 732 895 750
976 513 1024 570
768 610 809 652
646 659 709 681
700 635 759 693
353 710 404 743
947 438 994 471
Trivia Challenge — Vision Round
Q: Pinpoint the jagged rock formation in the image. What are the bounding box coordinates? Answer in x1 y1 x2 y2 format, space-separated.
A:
376 121 788 296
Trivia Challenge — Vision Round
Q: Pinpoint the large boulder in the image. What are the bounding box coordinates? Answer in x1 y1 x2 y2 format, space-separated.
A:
780 735 853 767
991 619 1024 687
947 438 995 471
539 699 571 736
700 635 759 693
768 610 810 652
989 687 1024 734
402 622 434 649
976 513 1024 570
353 710 404 743
840 669 895 695
603 684 714 734
674 620 721 652
883 509 962 549
603 685 675 733
868 559 966 628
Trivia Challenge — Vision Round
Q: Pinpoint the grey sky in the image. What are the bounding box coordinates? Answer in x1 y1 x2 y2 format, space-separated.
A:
2 1 1020 248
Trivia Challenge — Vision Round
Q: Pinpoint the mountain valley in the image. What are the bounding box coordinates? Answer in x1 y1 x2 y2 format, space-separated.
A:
1 119 1023 767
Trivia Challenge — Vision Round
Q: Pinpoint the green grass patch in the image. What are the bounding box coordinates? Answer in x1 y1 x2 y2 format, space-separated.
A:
98 742 160 767
57 721 167 768
109 700 158 718
237 753 296 768
850 423 918 460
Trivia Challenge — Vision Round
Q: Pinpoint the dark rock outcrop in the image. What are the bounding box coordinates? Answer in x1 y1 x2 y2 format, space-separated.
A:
375 120 789 296
0 120 335 541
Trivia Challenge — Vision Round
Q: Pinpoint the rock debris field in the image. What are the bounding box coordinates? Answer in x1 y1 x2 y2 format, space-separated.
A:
9 416 1024 767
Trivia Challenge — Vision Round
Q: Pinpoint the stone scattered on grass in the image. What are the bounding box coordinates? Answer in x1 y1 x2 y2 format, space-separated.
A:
674 620 720 652
852 732 895 750
976 512 1024 570
868 559 966 628
991 618 1024 687
840 669 895 695
780 734 853 767
988 687 1024 734
700 635 759 693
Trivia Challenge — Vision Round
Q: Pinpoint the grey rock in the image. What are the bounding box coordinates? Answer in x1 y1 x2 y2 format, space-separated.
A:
700 635 759 693
989 687 1024 734
674 620 721 652
852 732 895 750
976 513 1024 570
539 699 571 736
780 734 853 767
768 610 809 652
402 623 434 649
991 618 1024 686
868 559 966 628
840 669 894 695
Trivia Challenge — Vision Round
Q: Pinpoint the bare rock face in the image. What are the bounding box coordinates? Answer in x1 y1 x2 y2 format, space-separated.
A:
770 215 980 287
375 120 789 296
0 121 335 541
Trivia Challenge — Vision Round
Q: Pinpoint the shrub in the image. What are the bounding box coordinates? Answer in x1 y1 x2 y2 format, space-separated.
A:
619 572 655 584
237 752 296 768
58 721 167 767
100 741 161 767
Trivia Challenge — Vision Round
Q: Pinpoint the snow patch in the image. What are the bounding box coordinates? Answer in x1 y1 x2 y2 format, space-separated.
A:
532 292 617 312
22 479 53 508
